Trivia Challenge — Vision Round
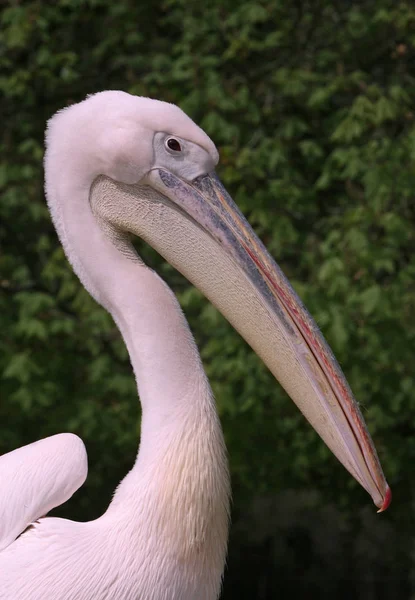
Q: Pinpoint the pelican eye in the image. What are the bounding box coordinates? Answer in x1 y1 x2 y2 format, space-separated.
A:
166 138 182 152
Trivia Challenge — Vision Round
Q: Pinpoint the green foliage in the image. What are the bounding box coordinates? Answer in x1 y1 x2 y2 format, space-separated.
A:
1 0 415 596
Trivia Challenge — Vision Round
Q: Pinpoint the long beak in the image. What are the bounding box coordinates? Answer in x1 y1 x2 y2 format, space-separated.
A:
144 168 391 511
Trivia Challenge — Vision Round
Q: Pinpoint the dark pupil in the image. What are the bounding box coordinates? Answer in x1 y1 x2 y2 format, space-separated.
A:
167 138 181 152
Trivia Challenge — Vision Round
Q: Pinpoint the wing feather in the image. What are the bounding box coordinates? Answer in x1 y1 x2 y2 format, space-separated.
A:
0 433 87 552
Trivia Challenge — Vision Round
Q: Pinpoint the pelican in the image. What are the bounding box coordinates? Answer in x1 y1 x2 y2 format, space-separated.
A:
0 91 390 600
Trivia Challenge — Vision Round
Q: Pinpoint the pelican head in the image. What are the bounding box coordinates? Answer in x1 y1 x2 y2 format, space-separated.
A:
45 90 390 512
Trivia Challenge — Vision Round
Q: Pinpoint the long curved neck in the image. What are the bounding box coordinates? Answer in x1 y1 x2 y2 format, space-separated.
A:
45 158 229 503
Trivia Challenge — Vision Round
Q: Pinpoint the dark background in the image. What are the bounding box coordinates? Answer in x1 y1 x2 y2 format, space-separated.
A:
1 1 414 597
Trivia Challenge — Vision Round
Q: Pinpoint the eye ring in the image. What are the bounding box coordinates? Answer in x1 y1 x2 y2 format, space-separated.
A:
166 137 182 152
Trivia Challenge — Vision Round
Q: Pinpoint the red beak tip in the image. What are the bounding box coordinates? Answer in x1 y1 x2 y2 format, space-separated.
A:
377 485 392 513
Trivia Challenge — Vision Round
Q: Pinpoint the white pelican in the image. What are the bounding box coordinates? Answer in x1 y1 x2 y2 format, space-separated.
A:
0 91 390 600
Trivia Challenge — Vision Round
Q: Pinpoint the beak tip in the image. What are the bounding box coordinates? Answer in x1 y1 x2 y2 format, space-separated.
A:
377 485 392 513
